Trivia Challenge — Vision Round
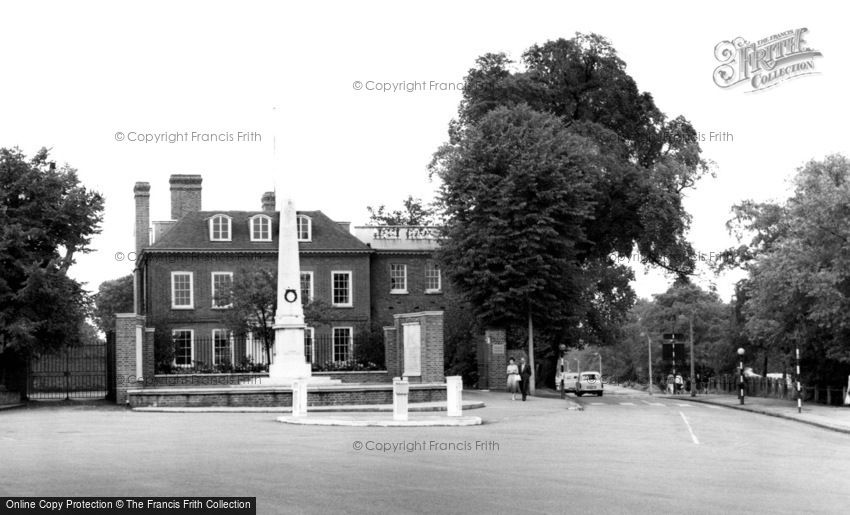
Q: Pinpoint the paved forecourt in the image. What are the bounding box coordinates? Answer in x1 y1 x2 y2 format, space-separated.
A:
2 389 849 514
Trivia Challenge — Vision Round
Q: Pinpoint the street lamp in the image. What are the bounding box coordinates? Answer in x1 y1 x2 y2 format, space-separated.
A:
737 347 745 405
594 352 602 377
559 344 567 399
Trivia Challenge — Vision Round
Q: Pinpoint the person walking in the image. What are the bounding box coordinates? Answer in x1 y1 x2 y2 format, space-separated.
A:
506 357 520 401
518 357 532 401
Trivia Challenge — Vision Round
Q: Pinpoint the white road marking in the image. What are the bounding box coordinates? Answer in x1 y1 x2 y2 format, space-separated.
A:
679 411 700 445
705 405 722 409
590 402 605 405
676 403 694 407
619 402 635 406
648 402 666 407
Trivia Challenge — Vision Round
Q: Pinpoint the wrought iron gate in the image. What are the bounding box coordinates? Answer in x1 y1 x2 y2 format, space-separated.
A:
28 335 115 400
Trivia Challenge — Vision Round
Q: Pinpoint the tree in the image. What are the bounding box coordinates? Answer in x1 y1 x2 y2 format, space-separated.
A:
366 195 438 226
725 155 850 384
218 268 332 366
431 34 709 388
642 282 733 380
433 104 600 393
0 147 103 358
93 275 134 334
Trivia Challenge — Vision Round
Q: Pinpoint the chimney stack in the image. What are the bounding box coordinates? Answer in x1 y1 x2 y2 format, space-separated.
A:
134 182 151 255
336 221 351 233
261 191 276 212
169 174 203 220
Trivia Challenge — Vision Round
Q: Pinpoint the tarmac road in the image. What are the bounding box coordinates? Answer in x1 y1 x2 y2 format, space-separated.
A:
1 389 849 514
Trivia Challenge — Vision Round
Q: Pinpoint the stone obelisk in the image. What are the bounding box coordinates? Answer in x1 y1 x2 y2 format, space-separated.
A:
267 197 312 381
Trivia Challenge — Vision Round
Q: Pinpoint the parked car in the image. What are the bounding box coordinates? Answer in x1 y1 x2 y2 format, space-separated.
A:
576 371 603 397
554 372 579 392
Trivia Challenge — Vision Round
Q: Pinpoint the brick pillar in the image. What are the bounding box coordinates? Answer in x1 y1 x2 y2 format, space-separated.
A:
392 311 445 384
484 329 507 391
144 327 155 383
115 313 148 405
383 326 399 377
421 312 445 383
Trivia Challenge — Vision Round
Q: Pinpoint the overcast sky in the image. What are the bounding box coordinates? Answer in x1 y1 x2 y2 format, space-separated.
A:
0 0 841 303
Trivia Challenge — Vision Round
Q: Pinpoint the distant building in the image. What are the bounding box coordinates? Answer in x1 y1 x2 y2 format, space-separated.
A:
132 175 453 368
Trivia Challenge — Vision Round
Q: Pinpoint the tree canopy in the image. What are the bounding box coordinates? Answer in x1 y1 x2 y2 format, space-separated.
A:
0 147 103 356
430 33 709 346
366 195 438 226
725 155 850 383
93 275 134 334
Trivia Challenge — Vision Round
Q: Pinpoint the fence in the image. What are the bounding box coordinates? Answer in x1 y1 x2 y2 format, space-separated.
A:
158 333 375 373
705 375 849 406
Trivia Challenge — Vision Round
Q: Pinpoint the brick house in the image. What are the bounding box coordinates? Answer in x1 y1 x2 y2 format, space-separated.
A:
132 175 453 370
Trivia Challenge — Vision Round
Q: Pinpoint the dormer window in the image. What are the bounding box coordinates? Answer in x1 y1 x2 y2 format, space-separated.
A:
210 214 232 241
297 215 312 242
250 214 272 241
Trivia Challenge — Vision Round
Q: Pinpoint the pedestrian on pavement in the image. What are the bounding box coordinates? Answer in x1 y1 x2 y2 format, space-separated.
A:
518 357 532 401
685 376 692 393
675 374 684 394
506 357 520 401
666 374 674 394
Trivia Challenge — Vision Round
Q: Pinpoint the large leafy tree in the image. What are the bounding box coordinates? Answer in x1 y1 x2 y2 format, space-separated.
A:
641 281 733 379
0 147 103 358
93 275 134 334
726 155 850 384
431 34 709 381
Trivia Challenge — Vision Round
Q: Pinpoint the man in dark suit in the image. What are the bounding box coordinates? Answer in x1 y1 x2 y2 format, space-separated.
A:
518 357 532 401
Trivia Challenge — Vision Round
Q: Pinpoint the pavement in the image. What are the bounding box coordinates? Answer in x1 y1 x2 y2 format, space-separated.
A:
656 391 850 434
582 384 850 434
2 389 850 514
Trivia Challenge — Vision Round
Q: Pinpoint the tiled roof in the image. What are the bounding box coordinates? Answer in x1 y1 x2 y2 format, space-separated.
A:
146 210 369 252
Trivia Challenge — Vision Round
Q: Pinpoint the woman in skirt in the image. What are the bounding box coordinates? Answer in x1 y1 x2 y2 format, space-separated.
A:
506 357 520 400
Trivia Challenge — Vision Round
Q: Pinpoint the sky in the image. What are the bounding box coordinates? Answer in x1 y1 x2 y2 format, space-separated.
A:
0 0 842 303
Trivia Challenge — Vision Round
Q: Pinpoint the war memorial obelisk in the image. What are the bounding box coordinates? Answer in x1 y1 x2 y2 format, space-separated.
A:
267 197 313 382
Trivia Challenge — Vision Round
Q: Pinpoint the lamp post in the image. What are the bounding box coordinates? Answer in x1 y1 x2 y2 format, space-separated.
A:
559 344 566 399
594 352 602 376
738 347 745 405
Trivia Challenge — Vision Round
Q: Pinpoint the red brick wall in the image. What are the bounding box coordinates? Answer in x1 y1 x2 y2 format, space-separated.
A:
129 385 446 408
370 253 450 329
144 252 371 338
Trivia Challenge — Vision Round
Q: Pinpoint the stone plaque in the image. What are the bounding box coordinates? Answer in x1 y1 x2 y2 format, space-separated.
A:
403 323 421 376
492 343 505 355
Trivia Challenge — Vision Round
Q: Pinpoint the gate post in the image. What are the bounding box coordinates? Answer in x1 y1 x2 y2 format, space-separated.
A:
478 329 507 391
114 314 147 405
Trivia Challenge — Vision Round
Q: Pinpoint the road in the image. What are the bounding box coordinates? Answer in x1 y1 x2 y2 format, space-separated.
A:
1 387 848 514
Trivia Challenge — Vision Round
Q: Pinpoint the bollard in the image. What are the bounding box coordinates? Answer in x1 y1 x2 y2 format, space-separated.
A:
291 380 307 418
393 377 409 421
446 376 463 417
